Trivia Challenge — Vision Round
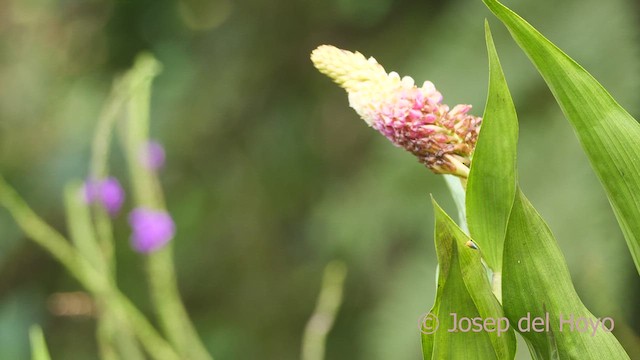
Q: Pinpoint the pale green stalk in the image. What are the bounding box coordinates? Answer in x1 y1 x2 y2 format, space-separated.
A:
87 65 153 360
64 182 145 360
443 175 501 301
65 181 118 360
89 76 130 274
120 53 212 360
93 76 148 360
0 175 180 360
29 325 51 360
96 318 119 360
443 174 468 233
301 261 347 360
64 183 108 275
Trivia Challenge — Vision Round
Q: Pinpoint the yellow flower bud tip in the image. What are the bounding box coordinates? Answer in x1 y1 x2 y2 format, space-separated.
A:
310 45 387 92
310 45 481 178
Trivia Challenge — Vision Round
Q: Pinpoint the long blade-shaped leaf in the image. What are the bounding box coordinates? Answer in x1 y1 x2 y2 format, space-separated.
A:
484 0 640 274
474 24 629 357
422 199 515 360
466 21 518 273
503 189 630 359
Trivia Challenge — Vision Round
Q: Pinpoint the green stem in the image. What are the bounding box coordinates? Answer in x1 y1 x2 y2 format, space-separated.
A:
443 174 468 233
64 182 108 275
121 53 212 360
96 312 119 360
64 182 145 359
442 175 502 301
90 76 130 274
301 261 347 360
146 244 212 359
96 301 146 360
29 325 52 360
89 60 163 359
0 175 180 360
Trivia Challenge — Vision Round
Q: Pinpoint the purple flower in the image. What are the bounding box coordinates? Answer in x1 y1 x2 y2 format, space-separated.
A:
83 177 125 216
128 208 175 253
138 140 166 171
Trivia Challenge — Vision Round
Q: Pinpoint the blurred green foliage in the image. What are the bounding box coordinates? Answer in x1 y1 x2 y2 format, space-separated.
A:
0 0 639 358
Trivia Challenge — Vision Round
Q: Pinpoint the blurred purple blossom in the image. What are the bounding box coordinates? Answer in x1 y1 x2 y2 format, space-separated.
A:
138 140 166 171
83 177 125 216
128 208 175 253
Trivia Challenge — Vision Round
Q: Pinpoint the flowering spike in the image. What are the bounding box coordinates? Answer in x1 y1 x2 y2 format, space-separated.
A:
138 140 166 171
311 45 482 177
128 208 175 253
83 177 125 216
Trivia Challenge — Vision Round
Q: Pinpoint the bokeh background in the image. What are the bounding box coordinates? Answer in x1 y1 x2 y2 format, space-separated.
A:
1 0 639 358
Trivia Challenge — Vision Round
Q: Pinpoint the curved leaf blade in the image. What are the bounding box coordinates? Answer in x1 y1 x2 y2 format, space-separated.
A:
472 24 629 357
422 199 516 360
483 0 640 274
466 21 519 273
503 189 630 359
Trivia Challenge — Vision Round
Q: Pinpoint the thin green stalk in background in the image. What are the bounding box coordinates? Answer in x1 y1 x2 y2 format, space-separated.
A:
95 317 118 360
64 183 108 276
64 182 145 360
0 175 181 360
443 174 468 233
29 325 51 360
301 260 347 360
89 75 131 275
120 53 213 360
64 182 117 360
87 61 157 360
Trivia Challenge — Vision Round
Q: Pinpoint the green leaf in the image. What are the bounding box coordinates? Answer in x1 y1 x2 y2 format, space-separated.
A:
29 325 51 360
503 189 630 359
422 199 515 360
466 21 518 273
469 23 629 357
483 0 640 274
